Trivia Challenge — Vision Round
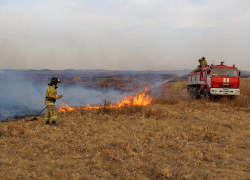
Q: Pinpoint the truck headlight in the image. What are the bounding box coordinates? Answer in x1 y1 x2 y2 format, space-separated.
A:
211 90 217 93
235 90 240 93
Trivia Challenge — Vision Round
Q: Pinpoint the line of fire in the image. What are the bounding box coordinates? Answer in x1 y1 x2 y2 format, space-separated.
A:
58 87 152 113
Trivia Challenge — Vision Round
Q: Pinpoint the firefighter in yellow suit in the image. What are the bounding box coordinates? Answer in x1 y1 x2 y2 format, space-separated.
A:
196 57 208 71
201 57 207 66
45 77 63 125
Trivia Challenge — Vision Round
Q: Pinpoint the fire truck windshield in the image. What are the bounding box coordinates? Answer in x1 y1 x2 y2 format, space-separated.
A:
212 68 238 77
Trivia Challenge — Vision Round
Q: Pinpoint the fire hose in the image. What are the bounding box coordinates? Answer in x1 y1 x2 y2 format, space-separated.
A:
26 107 47 122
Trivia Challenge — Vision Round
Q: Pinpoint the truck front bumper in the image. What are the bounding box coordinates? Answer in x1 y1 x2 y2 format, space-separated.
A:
210 88 240 95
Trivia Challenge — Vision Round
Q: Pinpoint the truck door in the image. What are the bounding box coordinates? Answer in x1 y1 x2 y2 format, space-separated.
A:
207 69 211 89
201 70 206 89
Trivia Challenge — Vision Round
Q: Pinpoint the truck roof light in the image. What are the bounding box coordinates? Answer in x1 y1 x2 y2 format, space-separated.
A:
233 64 235 67
211 64 213 66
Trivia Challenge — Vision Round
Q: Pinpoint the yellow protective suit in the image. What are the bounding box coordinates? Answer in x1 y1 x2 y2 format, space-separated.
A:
45 85 61 123
196 58 208 71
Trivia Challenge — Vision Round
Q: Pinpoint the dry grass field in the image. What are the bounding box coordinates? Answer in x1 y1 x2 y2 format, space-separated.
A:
1 79 250 179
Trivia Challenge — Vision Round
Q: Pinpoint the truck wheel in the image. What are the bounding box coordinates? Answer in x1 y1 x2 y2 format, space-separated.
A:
188 89 192 99
194 88 200 99
203 88 208 99
188 87 191 99
192 88 196 99
189 88 194 99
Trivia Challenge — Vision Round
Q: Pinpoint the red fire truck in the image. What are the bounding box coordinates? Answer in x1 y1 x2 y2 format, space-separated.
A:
187 62 241 99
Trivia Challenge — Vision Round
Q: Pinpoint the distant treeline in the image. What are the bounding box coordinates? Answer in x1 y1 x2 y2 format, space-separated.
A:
1 69 191 75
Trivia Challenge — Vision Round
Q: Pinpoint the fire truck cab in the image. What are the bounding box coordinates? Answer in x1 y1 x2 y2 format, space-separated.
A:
187 63 241 99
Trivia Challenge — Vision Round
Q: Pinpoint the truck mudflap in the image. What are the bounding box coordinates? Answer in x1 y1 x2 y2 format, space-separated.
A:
210 88 240 95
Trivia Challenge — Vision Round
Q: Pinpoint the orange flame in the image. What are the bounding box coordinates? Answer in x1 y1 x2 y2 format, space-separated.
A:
58 87 152 113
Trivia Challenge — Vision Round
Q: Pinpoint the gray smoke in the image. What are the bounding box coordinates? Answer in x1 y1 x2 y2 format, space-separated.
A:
0 69 192 121
59 85 131 107
0 72 131 121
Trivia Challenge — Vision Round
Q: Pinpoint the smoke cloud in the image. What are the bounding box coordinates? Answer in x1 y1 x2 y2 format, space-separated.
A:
0 73 131 121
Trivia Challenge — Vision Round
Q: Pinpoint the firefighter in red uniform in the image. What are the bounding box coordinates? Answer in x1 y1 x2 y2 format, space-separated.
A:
45 77 63 125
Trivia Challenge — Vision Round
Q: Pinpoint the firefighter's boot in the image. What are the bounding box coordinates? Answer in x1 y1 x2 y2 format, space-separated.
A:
51 121 58 126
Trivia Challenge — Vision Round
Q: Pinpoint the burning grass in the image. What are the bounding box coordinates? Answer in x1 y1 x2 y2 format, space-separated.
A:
1 96 250 179
58 88 152 113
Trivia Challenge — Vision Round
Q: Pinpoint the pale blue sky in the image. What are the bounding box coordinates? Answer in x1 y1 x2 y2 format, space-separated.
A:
0 0 250 70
